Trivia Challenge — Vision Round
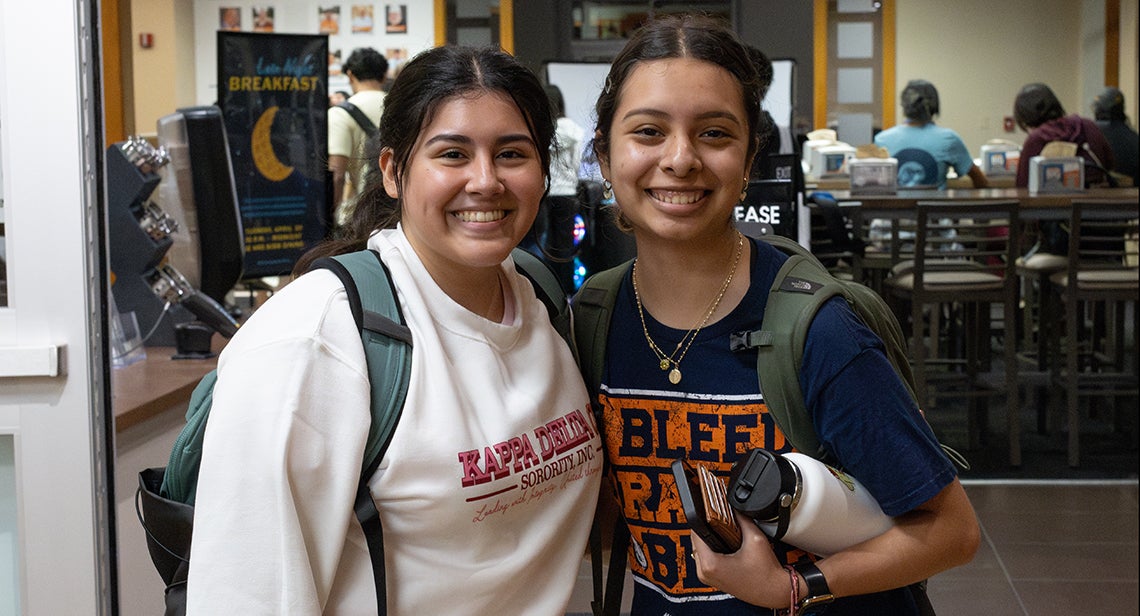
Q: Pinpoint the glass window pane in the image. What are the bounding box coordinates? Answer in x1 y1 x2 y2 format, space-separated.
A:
837 112 875 145
837 0 876 13
1 110 7 308
1 435 18 614
837 22 874 59
571 1 730 40
837 67 874 104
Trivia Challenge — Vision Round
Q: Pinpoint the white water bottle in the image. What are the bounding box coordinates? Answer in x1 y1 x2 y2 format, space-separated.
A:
727 449 892 557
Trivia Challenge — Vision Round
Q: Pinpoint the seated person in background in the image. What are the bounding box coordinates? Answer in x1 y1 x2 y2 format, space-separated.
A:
874 79 988 190
1015 83 1117 255
871 80 984 250
1092 86 1138 185
1013 82 1115 188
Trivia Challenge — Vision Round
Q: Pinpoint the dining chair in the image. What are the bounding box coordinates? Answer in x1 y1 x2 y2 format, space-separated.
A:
1046 199 1139 467
806 192 864 280
883 200 1022 465
846 205 918 296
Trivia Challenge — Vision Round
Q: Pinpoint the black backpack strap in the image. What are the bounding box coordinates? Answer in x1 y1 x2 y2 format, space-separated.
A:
311 249 412 616
602 517 630 616
336 101 378 137
510 247 570 341
571 262 633 616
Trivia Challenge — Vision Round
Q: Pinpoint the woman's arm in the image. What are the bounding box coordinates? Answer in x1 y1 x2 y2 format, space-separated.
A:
691 478 979 608
186 274 372 614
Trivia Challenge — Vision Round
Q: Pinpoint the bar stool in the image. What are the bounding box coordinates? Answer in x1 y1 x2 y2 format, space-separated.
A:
1046 199 1139 467
1015 246 1068 432
883 200 1022 465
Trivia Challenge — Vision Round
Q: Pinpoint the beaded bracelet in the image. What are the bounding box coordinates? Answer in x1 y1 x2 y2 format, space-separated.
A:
775 565 799 616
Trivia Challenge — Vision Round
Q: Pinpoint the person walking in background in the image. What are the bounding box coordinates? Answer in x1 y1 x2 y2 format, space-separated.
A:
186 45 602 615
874 79 988 189
1092 86 1138 185
531 84 588 292
578 14 978 615
747 45 784 178
328 48 388 227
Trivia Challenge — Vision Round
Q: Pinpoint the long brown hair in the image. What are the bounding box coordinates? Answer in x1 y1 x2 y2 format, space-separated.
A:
293 45 556 275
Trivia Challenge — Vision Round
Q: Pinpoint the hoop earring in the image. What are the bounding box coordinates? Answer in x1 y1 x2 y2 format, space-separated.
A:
603 180 614 201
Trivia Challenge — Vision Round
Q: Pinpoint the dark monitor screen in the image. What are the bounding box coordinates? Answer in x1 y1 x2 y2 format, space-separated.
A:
156 106 244 304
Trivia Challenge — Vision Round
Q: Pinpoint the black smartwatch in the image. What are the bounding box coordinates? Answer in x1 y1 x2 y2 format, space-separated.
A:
794 561 835 615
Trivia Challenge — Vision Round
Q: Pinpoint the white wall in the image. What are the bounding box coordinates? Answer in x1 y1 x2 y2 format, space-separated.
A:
895 0 1092 156
131 0 199 137
191 0 438 107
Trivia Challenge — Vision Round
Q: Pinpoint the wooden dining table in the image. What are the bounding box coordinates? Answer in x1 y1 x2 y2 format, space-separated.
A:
821 186 1139 211
804 186 1137 467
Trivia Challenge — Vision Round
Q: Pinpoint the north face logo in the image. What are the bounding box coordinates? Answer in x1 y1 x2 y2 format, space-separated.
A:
781 276 820 294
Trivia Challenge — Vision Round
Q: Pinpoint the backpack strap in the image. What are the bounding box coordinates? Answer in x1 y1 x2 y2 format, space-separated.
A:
336 101 378 137
571 261 632 410
161 371 218 505
731 234 928 462
510 247 570 341
311 249 412 616
570 260 633 616
730 245 841 460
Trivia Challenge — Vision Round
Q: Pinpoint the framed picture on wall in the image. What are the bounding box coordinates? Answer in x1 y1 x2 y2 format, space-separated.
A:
385 4 407 33
352 5 374 33
319 6 340 34
386 47 407 81
220 7 241 31
252 7 275 32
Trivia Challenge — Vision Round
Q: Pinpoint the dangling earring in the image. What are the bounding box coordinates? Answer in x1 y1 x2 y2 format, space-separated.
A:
603 179 614 201
740 177 749 202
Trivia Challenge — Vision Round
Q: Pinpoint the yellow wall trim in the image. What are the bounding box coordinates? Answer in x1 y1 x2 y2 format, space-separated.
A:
434 0 446 46
500 0 514 53
813 0 827 130
882 0 896 128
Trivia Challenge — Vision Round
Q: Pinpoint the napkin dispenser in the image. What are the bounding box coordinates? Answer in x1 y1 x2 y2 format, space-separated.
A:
1028 156 1084 193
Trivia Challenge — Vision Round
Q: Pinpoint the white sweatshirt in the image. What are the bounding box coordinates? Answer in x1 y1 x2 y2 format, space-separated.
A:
187 228 602 615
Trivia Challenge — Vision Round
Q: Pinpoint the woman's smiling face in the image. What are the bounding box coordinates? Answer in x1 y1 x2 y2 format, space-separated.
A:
600 57 752 243
382 90 546 275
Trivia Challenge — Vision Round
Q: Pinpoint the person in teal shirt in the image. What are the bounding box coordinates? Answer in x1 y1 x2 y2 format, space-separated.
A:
874 80 988 190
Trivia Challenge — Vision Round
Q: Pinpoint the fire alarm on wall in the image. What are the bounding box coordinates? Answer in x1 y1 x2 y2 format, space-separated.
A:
1003 116 1016 133
139 33 154 49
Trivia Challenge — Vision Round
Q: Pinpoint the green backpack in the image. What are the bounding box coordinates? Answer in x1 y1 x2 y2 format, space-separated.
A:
136 247 567 616
572 233 958 616
573 233 923 458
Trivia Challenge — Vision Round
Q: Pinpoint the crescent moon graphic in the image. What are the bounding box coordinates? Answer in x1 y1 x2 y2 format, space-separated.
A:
251 106 295 182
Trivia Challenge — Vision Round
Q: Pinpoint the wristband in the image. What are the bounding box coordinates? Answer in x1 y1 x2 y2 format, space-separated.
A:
794 561 835 615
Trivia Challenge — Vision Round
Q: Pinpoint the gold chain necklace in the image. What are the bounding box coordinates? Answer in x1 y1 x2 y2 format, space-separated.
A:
632 232 744 385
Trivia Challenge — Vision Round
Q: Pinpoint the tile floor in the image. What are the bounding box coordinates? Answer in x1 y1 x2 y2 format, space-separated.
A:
564 356 1139 614
927 481 1138 615
565 481 1140 615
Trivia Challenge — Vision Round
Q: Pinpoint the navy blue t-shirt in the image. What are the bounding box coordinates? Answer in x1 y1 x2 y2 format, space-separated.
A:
597 237 955 615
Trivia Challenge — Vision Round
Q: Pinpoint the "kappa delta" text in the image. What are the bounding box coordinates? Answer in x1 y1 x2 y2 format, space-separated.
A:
458 409 595 487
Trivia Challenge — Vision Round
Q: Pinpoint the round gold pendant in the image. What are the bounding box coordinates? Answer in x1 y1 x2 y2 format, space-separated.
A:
659 359 671 371
668 368 682 384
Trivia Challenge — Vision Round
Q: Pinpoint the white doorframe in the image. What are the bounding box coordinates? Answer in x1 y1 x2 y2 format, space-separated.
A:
0 0 114 614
